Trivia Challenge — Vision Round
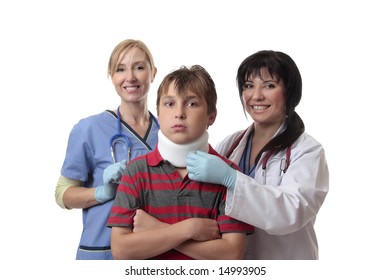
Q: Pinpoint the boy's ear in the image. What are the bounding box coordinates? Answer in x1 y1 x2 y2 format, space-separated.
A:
207 111 217 126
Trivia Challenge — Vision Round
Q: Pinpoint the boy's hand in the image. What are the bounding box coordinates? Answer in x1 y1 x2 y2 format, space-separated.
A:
133 209 167 232
184 218 221 241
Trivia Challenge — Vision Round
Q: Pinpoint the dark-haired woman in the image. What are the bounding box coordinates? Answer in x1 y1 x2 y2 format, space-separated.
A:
186 50 329 260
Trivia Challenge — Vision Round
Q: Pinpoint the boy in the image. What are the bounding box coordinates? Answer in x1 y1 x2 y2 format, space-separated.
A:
107 65 253 259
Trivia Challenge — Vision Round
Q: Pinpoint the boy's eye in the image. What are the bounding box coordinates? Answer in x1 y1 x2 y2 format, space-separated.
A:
187 101 198 107
164 101 174 107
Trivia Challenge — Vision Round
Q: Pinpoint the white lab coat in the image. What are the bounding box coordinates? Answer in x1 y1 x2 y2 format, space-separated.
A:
217 123 329 260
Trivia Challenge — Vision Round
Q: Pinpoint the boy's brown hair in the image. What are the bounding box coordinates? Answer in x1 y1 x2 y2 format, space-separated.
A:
156 65 217 115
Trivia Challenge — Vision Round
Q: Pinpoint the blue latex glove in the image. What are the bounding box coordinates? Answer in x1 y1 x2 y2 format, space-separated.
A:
186 151 237 189
95 160 127 203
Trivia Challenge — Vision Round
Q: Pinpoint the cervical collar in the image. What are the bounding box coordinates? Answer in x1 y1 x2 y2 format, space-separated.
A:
158 130 209 168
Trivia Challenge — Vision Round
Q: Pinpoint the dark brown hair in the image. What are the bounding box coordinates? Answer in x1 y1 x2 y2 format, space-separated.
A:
237 50 305 157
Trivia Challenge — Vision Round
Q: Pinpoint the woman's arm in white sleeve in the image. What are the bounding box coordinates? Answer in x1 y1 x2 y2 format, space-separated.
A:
226 137 329 235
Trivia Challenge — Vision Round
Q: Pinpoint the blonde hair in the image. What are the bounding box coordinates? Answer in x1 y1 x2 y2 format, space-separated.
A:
107 39 155 78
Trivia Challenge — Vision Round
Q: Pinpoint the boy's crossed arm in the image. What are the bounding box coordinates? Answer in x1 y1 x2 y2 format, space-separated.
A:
111 209 246 260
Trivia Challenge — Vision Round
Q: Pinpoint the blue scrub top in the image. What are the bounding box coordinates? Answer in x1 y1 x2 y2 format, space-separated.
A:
61 110 159 260
238 130 256 178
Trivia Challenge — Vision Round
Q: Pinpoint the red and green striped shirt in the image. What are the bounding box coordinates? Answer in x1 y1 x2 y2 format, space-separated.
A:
107 145 254 259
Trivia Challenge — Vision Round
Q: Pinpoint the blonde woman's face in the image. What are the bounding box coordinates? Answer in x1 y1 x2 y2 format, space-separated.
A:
111 47 155 103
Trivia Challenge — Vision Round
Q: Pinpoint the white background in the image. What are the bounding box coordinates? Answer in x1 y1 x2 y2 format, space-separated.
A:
1 0 389 279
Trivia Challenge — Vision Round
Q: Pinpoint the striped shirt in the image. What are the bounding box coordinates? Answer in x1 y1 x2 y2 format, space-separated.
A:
107 145 254 259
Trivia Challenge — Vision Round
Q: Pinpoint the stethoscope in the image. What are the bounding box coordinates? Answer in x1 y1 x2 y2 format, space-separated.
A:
260 145 292 183
109 106 159 163
227 128 292 182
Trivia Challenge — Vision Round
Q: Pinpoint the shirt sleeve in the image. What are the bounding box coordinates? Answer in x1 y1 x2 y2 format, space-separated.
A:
107 165 140 228
217 189 254 234
61 123 92 182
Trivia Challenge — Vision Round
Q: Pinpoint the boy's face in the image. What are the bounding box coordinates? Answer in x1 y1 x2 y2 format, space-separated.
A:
158 83 216 145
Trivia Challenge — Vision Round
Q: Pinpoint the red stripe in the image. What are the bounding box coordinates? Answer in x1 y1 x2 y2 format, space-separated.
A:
107 216 133 226
125 172 225 191
108 206 136 226
217 215 236 222
146 205 212 216
220 223 254 232
110 205 134 215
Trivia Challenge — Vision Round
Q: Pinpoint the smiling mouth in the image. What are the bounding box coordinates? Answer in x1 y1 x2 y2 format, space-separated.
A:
252 105 270 110
125 85 140 91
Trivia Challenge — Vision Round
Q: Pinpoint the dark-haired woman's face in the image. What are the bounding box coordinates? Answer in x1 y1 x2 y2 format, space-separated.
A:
242 68 286 129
